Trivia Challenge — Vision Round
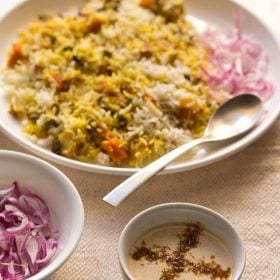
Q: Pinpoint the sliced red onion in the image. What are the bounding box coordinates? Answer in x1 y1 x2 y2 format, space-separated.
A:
5 209 30 236
25 237 39 265
0 194 13 210
201 11 274 102
18 194 49 226
0 185 15 198
15 233 29 254
0 251 5 262
35 247 57 265
7 261 15 276
0 182 59 279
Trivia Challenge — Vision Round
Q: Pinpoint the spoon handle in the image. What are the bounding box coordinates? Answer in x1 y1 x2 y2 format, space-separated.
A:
103 138 204 207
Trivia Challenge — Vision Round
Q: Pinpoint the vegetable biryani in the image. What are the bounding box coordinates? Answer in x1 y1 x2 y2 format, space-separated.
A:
0 0 272 167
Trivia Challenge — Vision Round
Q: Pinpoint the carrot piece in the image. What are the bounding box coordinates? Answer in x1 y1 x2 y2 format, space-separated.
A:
7 42 24 68
87 15 103 33
139 0 156 9
101 138 127 164
99 123 117 139
52 73 63 87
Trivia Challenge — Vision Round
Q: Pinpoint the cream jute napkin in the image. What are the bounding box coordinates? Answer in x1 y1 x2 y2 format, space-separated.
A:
0 118 279 279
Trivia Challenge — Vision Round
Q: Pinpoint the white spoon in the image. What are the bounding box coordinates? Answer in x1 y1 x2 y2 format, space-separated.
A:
103 93 263 207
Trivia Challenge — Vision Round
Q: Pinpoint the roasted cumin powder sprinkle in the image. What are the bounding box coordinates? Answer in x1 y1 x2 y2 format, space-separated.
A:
131 223 231 280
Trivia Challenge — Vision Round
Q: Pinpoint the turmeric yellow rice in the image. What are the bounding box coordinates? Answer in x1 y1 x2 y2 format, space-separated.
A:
1 0 219 167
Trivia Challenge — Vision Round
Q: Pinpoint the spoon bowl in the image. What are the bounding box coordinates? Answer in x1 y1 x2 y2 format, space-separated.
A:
204 94 263 139
103 94 263 207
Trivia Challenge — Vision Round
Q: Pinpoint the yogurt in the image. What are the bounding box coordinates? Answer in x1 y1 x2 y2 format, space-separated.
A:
127 223 232 280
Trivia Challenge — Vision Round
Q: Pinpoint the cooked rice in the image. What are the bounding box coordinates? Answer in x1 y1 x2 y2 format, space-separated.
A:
1 0 219 167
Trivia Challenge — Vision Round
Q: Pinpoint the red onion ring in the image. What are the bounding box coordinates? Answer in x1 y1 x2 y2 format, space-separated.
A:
0 181 58 279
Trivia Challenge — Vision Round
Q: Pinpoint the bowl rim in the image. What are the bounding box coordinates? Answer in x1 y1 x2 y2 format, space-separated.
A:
0 150 85 280
118 202 246 280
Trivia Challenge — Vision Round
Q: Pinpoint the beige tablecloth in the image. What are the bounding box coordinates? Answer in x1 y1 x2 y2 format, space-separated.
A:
1 119 280 279
1 1 280 279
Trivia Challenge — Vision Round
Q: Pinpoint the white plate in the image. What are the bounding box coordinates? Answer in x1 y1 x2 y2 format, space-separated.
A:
0 0 279 175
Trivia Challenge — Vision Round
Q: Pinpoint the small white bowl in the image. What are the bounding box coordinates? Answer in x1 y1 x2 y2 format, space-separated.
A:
119 203 245 280
0 150 84 279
